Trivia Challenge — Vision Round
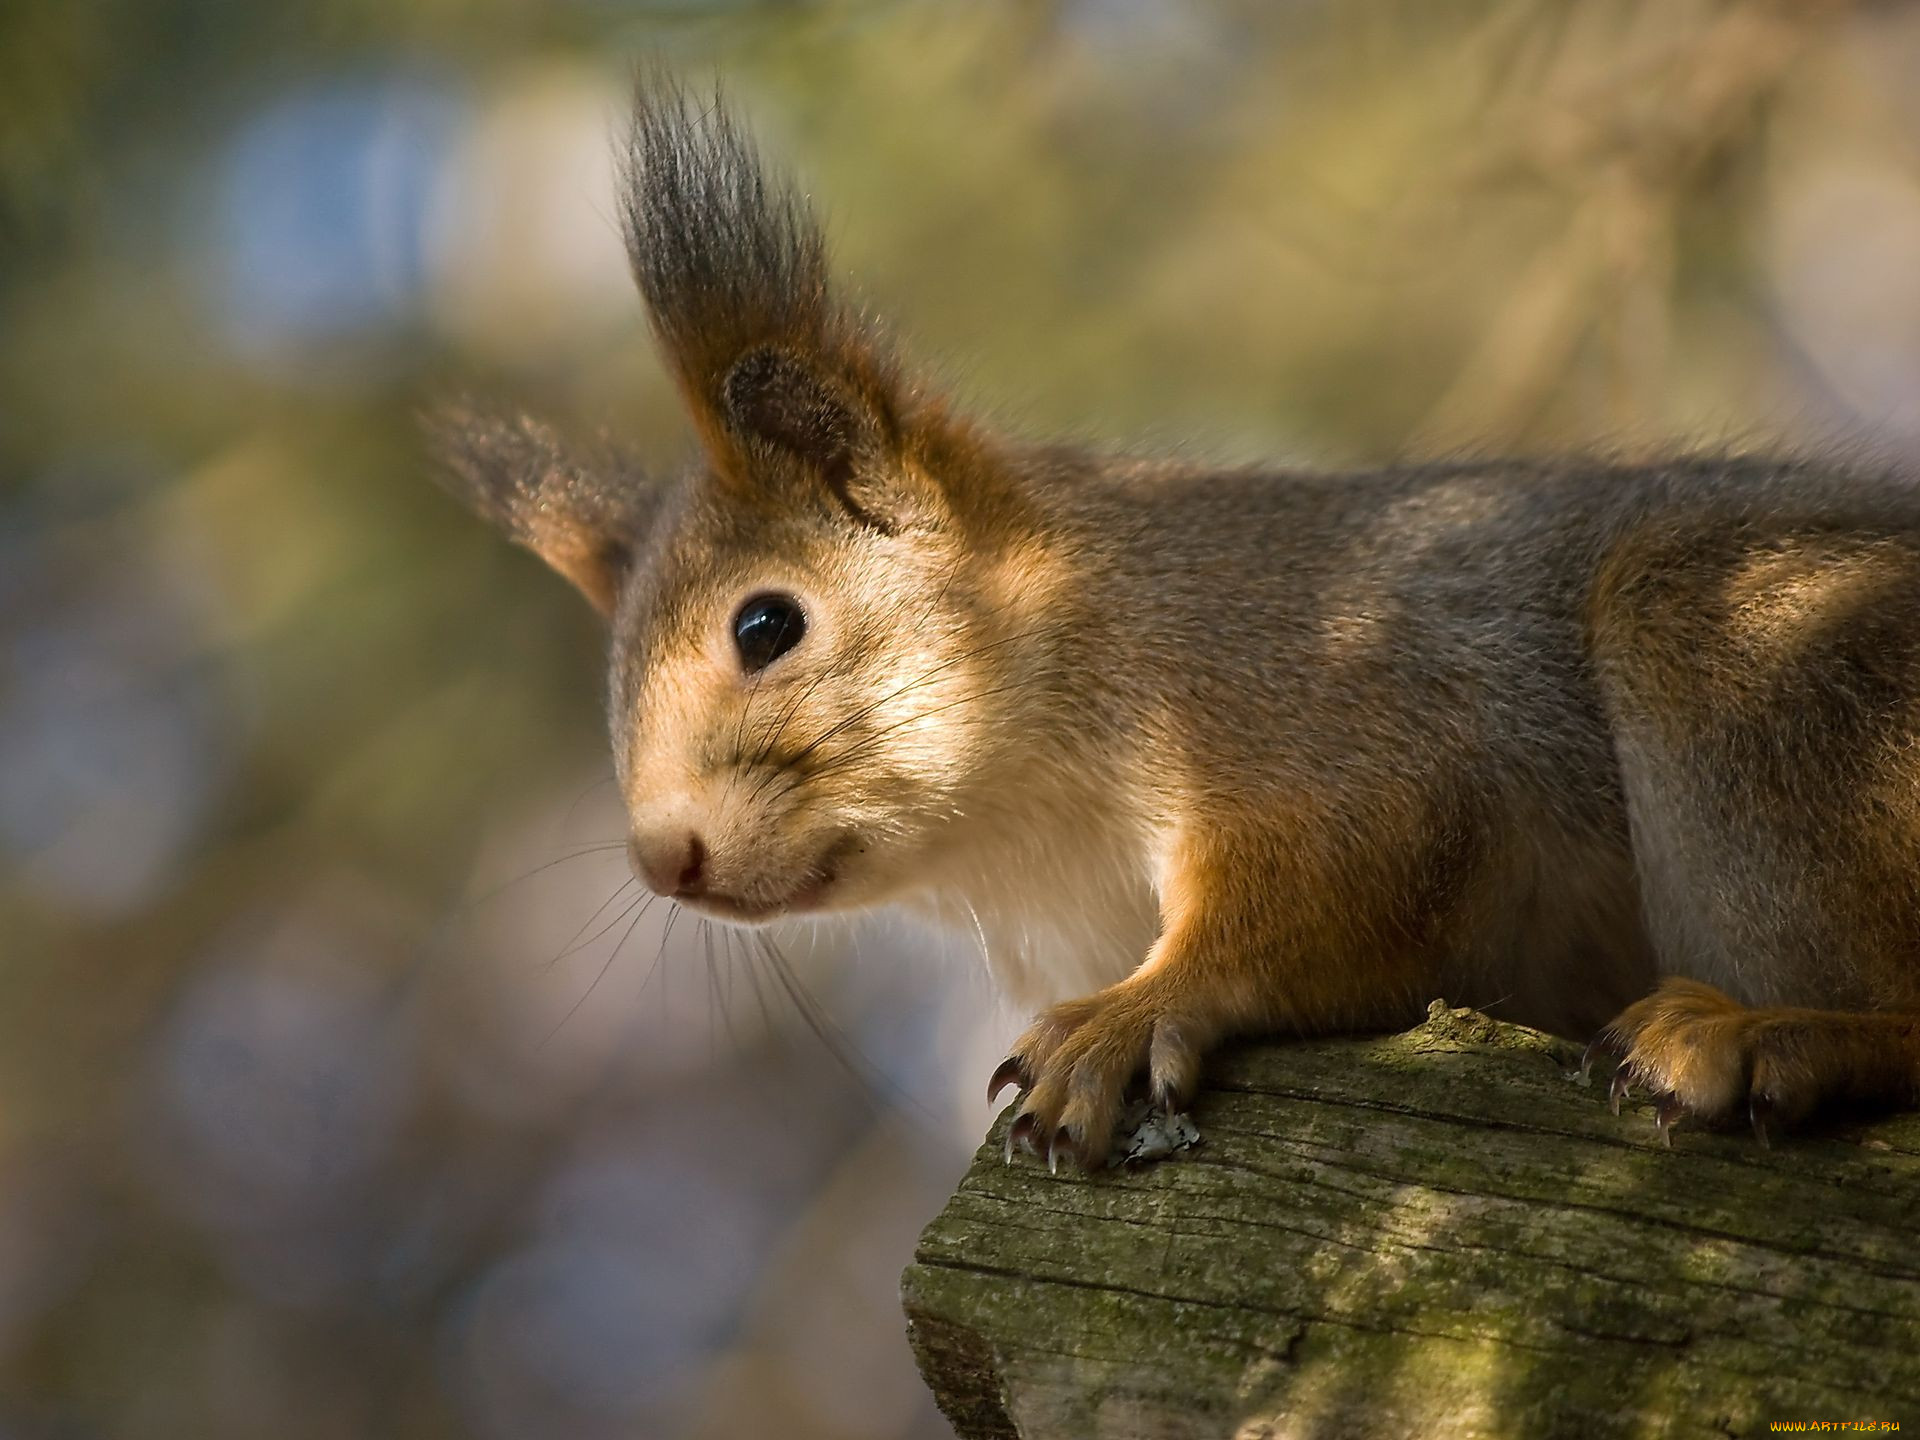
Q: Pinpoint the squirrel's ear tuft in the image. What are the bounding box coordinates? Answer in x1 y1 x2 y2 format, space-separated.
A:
620 80 835 408
426 404 655 617
621 80 924 526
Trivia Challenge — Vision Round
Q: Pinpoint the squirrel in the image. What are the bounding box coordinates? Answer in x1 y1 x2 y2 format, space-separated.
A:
434 81 1920 1169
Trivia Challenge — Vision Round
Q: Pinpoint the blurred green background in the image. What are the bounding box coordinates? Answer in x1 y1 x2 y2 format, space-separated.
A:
4 1 1920 1436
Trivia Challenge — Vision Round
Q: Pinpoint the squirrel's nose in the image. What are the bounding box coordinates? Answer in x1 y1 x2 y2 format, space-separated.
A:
629 832 708 898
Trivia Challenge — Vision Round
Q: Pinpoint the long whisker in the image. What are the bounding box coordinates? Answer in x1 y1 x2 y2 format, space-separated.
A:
718 604 790 814
657 902 679 1028
639 901 683 1011
736 928 782 1055
455 842 630 913
767 680 1033 806
748 607 870 772
750 931 944 1135
750 931 881 1112
746 551 970 779
543 879 644 970
702 920 724 1063
557 772 621 837
778 624 1051 773
805 676 1032 774
962 895 991 969
538 893 658 1048
745 624 1058 811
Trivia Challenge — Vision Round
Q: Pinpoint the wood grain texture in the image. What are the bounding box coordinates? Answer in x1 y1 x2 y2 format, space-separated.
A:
903 1002 1920 1439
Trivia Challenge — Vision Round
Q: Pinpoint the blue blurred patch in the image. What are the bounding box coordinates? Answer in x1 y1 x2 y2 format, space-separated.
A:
207 73 466 358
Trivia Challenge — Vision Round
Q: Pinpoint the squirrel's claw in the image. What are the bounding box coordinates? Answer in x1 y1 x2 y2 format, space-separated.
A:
1750 1093 1775 1149
988 1056 1027 1107
1005 1110 1040 1164
1577 1032 1624 1085
1589 979 1910 1145
1653 1092 1684 1147
1149 1077 1191 1115
1608 1068 1633 1116
999 978 1202 1175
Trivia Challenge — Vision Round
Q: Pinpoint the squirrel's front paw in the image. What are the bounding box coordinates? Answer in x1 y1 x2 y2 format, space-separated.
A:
989 979 1203 1173
1585 978 1918 1146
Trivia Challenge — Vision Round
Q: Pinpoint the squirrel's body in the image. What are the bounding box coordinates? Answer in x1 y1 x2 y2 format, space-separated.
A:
909 451 1652 1028
939 451 1920 1029
438 86 1920 1165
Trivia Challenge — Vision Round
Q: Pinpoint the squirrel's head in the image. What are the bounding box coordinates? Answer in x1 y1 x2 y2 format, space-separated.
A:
434 83 1056 923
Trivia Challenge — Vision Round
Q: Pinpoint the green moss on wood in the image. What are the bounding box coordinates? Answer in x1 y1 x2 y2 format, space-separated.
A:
903 1002 1920 1438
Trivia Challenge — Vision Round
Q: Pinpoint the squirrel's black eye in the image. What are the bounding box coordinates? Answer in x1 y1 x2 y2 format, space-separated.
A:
733 594 806 673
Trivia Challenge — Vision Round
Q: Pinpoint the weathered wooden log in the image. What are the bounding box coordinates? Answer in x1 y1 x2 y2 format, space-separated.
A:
903 1002 1920 1438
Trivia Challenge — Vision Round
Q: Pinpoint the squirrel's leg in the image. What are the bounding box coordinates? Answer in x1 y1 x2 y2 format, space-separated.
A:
992 827 1419 1171
1586 523 1920 1141
1587 981 1920 1145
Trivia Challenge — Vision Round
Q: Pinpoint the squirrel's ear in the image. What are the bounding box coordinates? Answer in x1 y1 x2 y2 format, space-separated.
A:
620 82 930 532
721 344 925 532
427 405 654 617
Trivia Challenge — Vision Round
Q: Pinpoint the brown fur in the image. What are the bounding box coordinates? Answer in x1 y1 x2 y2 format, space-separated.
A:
432 83 1920 1167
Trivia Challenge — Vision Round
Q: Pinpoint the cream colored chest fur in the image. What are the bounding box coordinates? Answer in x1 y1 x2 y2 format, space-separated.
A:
910 781 1164 1010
